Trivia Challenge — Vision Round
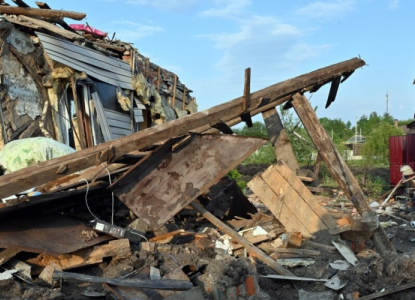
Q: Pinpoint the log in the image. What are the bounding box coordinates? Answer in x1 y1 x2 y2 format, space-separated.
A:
0 58 364 199
0 6 86 20
35 2 77 33
190 201 294 277
262 107 299 171
53 270 193 291
291 93 396 258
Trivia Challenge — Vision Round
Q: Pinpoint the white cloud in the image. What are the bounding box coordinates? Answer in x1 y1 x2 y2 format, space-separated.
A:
126 0 197 12
388 0 399 10
295 0 355 21
110 21 163 41
200 0 251 18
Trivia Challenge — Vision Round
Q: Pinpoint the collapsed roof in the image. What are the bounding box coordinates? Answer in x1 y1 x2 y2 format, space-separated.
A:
0 2 197 150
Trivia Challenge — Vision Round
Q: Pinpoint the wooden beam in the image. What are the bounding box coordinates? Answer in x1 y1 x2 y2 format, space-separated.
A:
0 6 86 20
0 58 365 199
358 281 415 300
291 93 396 258
35 2 78 33
261 107 299 171
240 68 253 127
190 201 294 277
53 270 193 291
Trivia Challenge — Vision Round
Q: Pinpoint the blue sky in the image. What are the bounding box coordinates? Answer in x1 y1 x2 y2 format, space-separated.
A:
44 0 414 123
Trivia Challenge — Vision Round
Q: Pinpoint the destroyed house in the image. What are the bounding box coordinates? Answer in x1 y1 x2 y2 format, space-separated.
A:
0 13 197 150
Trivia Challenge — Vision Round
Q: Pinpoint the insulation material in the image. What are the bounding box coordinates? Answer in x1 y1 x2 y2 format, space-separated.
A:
0 137 75 174
185 97 198 114
1 55 42 120
132 73 164 122
116 86 131 111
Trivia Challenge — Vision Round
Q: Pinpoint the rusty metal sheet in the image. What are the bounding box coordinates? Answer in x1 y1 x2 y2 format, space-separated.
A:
110 134 266 230
0 214 112 255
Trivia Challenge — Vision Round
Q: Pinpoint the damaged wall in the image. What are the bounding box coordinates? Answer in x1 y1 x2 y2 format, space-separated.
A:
0 23 47 146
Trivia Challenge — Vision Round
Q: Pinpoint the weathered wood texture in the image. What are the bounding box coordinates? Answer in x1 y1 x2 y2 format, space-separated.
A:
17 15 84 40
28 239 131 270
110 134 266 230
0 6 86 20
261 108 299 171
248 161 337 236
190 201 294 277
0 58 365 199
291 93 396 258
53 270 193 291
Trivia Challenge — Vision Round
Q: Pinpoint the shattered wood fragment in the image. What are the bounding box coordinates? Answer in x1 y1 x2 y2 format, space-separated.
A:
190 201 294 277
27 239 131 270
261 107 299 171
111 134 266 230
0 6 86 20
291 92 396 258
53 270 193 291
0 58 364 199
305 241 336 252
0 248 20 266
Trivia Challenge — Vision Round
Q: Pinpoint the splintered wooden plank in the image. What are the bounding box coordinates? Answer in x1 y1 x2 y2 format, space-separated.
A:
28 239 131 270
261 165 327 233
248 175 312 238
272 161 337 230
110 134 266 230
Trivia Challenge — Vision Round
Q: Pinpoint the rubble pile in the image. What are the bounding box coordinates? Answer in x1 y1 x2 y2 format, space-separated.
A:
0 1 414 300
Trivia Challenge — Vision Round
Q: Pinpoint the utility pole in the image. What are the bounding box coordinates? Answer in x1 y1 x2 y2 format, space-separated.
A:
386 92 389 114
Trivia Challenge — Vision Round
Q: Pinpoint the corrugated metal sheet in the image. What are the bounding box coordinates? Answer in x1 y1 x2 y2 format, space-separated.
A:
36 32 133 89
104 109 132 139
389 135 406 185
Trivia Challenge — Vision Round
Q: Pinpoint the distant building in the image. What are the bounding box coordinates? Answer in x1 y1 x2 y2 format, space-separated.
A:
344 134 365 159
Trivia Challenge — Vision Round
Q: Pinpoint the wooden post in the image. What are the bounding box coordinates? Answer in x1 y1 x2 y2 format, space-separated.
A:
171 75 177 109
291 93 396 258
182 86 186 111
261 108 299 171
190 201 294 277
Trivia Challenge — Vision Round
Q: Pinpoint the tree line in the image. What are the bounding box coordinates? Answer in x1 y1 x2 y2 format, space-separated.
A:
233 108 410 166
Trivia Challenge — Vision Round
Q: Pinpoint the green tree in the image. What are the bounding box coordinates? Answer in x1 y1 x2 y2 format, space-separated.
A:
361 124 404 166
233 121 268 139
319 117 353 143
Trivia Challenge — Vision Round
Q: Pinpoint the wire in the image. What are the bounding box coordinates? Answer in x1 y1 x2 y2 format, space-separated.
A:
101 163 115 225
79 179 99 220
128 230 149 242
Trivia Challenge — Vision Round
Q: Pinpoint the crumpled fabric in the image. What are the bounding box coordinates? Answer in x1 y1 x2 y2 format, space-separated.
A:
0 137 75 174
